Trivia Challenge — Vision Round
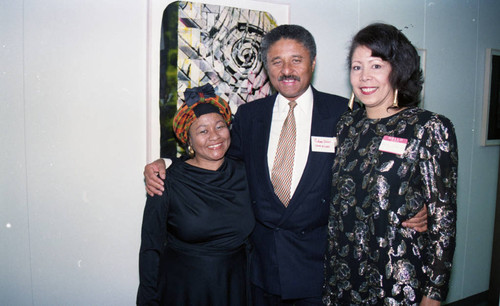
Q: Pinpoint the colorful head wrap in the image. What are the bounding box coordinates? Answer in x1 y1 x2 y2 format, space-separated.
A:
173 84 232 144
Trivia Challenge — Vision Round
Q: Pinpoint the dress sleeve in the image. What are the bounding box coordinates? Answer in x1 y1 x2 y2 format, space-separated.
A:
419 116 458 301
136 181 169 306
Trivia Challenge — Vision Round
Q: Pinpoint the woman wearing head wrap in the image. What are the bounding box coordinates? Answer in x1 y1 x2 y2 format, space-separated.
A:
323 23 457 306
137 84 254 306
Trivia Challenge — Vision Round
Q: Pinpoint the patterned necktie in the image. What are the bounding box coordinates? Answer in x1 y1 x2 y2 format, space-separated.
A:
271 101 297 207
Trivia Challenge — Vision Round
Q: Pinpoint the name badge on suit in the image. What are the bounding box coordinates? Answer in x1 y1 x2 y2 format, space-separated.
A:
311 136 336 153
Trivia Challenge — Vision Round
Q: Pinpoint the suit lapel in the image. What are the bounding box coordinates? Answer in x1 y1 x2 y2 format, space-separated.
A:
251 95 276 194
294 97 334 196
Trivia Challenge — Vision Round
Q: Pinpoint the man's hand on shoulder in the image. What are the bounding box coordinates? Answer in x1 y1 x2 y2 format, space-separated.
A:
144 159 166 196
402 204 428 232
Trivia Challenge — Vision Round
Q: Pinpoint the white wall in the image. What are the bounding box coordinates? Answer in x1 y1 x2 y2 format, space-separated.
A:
1 0 499 305
1 0 148 304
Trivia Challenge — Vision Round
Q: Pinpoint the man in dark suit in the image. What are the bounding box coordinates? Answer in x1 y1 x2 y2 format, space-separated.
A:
144 24 426 305
228 25 347 305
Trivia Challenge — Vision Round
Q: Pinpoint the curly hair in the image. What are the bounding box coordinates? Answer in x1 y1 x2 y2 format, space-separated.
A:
260 24 316 70
348 23 424 107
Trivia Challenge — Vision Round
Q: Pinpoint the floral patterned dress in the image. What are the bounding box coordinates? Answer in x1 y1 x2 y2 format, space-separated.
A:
323 107 458 305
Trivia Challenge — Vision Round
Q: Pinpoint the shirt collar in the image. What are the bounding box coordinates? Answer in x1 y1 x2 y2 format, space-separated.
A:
276 86 313 113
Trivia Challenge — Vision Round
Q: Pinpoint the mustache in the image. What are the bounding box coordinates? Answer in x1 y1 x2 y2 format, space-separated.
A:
278 75 300 81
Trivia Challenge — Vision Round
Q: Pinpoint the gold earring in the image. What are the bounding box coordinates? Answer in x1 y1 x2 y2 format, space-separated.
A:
393 89 399 107
187 145 195 157
348 91 355 110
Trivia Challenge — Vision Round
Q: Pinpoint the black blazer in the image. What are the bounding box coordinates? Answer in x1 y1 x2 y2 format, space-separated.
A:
229 87 349 299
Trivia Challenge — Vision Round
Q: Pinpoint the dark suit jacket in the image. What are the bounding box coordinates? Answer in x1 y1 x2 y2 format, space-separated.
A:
229 87 349 299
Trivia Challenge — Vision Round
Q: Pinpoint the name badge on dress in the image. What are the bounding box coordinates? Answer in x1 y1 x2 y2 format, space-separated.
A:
311 136 337 153
378 136 408 155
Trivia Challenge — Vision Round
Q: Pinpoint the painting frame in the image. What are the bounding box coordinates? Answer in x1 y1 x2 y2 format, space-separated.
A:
481 48 500 146
417 48 427 108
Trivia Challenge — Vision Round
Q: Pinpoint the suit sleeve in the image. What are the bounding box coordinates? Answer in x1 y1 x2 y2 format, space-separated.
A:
137 183 169 305
228 107 244 160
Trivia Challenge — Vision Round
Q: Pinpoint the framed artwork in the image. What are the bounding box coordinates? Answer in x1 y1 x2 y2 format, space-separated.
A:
482 48 500 146
146 0 289 161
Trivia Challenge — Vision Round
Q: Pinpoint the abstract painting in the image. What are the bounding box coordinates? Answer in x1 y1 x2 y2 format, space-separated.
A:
160 1 277 157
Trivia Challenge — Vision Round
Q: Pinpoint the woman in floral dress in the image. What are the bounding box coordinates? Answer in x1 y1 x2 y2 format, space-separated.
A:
323 23 457 306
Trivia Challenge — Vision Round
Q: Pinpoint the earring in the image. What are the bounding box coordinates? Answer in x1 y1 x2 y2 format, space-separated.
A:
393 89 399 108
348 91 355 110
187 145 195 157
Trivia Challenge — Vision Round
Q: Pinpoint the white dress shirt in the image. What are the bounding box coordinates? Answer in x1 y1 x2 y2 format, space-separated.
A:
267 86 313 199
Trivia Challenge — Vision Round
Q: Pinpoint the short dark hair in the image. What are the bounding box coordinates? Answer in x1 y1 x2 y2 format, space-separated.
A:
260 24 317 69
348 23 424 107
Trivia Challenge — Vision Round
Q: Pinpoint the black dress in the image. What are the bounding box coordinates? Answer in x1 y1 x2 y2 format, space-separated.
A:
137 158 255 306
323 108 458 305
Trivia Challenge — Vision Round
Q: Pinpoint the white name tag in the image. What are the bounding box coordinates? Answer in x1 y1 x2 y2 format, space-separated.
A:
378 136 408 155
311 136 337 153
